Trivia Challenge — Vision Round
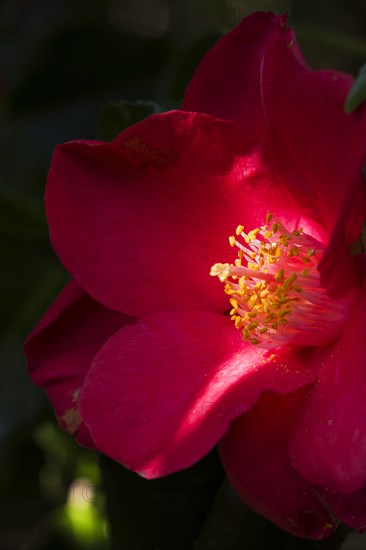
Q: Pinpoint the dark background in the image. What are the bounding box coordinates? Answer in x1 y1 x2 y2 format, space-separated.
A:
0 1 365 549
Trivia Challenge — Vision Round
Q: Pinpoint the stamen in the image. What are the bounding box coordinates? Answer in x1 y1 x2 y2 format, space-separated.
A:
210 213 348 348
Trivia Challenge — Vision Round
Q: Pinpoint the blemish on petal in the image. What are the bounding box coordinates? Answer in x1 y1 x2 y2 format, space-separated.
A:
72 388 80 403
60 407 81 435
124 135 177 170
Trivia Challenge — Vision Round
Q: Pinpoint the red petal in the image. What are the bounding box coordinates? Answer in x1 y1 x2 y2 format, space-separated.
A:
320 484 366 531
319 229 366 301
78 310 318 478
183 13 291 142
184 12 366 243
25 280 132 446
219 390 337 539
46 110 311 317
289 280 366 493
265 67 366 245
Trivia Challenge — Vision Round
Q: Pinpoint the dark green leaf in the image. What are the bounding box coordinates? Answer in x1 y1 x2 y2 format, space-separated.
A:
100 450 224 550
196 480 289 550
344 64 366 113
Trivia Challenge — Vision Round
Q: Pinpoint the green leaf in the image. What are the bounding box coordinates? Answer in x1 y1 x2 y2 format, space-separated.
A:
100 450 224 550
344 64 366 114
97 100 160 141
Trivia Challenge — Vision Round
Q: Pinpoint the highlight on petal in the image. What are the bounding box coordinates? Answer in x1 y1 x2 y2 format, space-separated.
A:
78 309 319 479
219 390 338 539
46 109 326 318
25 279 133 446
289 279 366 493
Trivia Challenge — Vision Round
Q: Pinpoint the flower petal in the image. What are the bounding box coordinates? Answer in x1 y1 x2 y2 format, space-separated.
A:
25 279 132 446
264 61 366 246
183 12 290 142
184 12 366 243
289 279 366 493
78 309 318 478
319 226 366 300
320 484 366 530
219 390 337 539
46 110 311 317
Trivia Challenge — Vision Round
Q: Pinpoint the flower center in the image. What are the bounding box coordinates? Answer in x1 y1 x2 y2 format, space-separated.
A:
210 213 347 348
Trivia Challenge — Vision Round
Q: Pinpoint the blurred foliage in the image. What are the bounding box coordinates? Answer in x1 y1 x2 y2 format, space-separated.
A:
100 451 224 550
97 100 160 141
0 0 365 548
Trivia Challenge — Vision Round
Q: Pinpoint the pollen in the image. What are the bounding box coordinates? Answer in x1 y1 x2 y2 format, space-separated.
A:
210 214 347 348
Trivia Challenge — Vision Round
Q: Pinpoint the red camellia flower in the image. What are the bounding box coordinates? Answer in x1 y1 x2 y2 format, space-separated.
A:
25 12 366 539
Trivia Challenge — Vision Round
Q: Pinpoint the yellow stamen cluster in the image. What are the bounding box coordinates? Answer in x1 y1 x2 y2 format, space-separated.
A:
210 214 319 346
